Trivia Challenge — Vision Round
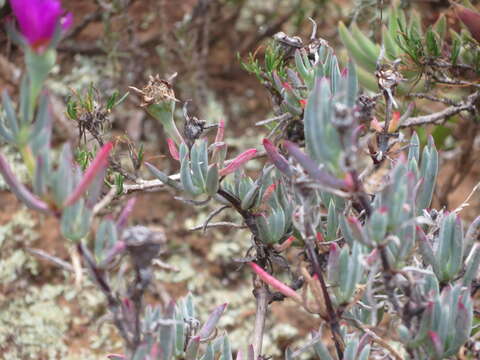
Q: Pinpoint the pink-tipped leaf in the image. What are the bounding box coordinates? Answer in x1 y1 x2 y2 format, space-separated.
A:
249 262 302 302
284 141 346 189
167 138 180 161
0 154 51 213
215 120 225 143
219 148 257 176
263 139 292 177
197 302 228 339
64 142 113 207
116 197 137 229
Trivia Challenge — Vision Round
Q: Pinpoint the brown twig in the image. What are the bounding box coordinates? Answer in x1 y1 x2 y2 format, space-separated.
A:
26 247 76 273
344 316 403 360
408 92 460 106
121 150 267 194
400 91 479 128
252 282 269 360
304 238 345 359
189 221 247 231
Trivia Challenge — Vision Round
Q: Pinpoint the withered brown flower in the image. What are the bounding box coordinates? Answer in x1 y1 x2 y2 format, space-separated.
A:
129 74 178 107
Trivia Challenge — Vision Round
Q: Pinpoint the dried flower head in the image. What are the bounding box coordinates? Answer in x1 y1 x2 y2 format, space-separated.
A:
123 226 166 269
129 75 178 107
375 64 403 91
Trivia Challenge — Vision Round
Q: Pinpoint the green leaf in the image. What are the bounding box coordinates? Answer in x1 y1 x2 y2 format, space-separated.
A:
202 344 215 360
24 48 56 118
426 28 440 57
180 152 202 196
132 346 148 360
313 339 334 360
221 335 233 360
19 76 31 128
383 27 399 59
284 347 293 360
326 200 338 241
355 65 379 92
2 90 19 138
358 344 371 360
94 219 117 262
408 132 420 164
346 60 358 107
436 213 456 280
159 302 176 360
185 337 200 360
185 293 195 318
205 164 219 196
350 23 380 61
175 310 186 355
33 153 48 197
451 38 461 65
433 15 447 40
304 76 341 173
0 119 14 143
343 338 358 360
191 141 206 189
338 22 377 73
240 181 261 210
269 208 286 243
417 137 438 211
106 91 118 111
53 144 74 205
60 199 92 242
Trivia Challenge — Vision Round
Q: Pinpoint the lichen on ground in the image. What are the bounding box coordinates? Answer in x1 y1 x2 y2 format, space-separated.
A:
0 208 122 359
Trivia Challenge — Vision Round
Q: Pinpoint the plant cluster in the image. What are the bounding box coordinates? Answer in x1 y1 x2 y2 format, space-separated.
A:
1 0 480 359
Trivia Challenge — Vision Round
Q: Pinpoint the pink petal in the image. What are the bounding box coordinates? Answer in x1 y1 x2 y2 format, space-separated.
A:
10 0 72 48
61 12 73 31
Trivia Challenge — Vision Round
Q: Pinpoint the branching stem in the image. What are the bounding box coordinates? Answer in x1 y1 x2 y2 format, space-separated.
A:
252 283 269 359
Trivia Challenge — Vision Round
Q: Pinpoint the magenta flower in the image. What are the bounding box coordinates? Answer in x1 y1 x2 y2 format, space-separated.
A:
10 0 73 51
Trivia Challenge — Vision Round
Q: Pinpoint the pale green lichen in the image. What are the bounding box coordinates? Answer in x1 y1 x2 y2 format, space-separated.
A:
0 145 30 191
0 209 39 284
47 54 112 97
0 207 120 358
0 285 69 359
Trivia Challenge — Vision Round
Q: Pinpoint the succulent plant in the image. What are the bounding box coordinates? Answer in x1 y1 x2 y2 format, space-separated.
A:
1 2 480 359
